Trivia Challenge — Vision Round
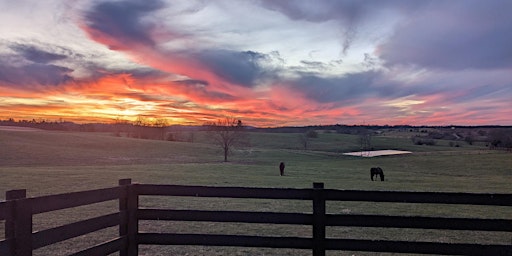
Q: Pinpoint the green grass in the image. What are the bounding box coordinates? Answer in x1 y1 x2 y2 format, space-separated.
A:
0 129 511 255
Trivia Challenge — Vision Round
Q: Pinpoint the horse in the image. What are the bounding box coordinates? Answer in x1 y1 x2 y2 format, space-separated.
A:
370 167 384 181
279 162 285 176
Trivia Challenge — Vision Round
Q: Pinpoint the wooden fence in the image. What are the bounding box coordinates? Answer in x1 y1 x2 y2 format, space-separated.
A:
0 179 511 255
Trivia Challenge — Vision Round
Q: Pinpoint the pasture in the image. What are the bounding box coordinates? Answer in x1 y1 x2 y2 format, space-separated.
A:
0 128 511 255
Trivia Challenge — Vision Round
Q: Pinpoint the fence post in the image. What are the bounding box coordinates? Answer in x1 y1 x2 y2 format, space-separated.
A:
6 189 32 256
127 181 138 256
313 182 326 256
5 190 26 256
119 179 129 256
119 179 138 256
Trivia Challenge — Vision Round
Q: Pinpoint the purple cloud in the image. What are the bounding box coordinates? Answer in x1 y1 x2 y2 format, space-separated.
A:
288 71 380 104
0 43 75 86
379 0 512 70
10 44 68 64
192 50 274 87
0 62 73 86
82 0 165 49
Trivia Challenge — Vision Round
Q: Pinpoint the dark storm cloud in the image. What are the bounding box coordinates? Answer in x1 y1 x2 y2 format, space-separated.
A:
172 79 237 102
10 44 67 63
0 42 76 86
287 69 469 106
123 67 169 80
291 71 381 104
379 0 512 70
82 1 277 88
0 62 73 86
449 80 511 104
0 41 172 87
193 50 274 87
174 79 209 86
83 0 165 49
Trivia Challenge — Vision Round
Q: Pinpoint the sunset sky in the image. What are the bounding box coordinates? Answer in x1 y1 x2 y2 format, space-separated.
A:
1 0 511 127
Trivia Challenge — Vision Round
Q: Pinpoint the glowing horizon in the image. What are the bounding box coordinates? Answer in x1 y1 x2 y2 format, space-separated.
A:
1 0 511 127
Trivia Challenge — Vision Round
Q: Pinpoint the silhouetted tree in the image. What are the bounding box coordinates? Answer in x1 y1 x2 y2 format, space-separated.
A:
113 117 129 137
298 130 318 150
298 133 309 150
207 117 248 162
488 128 512 150
358 128 372 151
306 130 319 138
154 118 168 140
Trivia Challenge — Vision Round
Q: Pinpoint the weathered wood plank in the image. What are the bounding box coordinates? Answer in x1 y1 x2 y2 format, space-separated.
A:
138 233 313 249
138 210 512 231
68 237 127 256
325 238 512 255
137 184 313 200
30 187 121 214
326 214 512 231
325 189 512 206
138 209 312 225
32 213 120 249
137 184 512 205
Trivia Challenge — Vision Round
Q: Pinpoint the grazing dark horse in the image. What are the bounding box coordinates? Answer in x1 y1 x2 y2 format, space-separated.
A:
370 167 385 181
279 162 285 176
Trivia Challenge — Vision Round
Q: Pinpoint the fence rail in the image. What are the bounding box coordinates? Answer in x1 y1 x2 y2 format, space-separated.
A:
1 179 511 256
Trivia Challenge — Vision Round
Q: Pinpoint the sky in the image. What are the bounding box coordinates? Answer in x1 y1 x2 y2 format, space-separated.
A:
0 0 511 127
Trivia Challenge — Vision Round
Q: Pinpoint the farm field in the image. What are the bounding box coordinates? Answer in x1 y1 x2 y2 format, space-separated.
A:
0 128 511 255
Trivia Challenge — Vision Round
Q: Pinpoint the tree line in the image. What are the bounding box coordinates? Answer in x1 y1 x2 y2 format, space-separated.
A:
1 118 511 155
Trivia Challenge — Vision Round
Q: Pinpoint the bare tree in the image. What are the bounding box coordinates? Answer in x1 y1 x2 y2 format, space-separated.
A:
488 128 512 150
298 130 318 150
113 117 129 137
358 128 372 152
132 116 147 138
298 133 309 150
154 118 168 140
207 117 248 162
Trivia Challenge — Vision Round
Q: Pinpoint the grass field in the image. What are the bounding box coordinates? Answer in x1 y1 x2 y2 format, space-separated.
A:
0 128 511 255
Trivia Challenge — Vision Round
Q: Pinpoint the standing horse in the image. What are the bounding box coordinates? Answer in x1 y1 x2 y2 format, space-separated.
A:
279 162 285 176
370 167 385 181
